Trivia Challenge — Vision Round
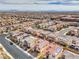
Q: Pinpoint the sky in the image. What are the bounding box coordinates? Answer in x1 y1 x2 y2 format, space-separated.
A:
0 0 79 12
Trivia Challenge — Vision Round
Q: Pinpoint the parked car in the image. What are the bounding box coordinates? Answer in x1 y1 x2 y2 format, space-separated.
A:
10 42 13 45
69 45 79 51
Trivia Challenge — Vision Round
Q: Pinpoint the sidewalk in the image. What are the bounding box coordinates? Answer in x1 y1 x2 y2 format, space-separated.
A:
0 44 13 59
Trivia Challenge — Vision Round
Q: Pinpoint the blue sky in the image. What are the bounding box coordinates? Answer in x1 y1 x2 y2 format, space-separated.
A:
0 0 79 12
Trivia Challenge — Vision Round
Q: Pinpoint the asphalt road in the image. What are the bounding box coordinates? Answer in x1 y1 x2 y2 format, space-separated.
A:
0 35 34 59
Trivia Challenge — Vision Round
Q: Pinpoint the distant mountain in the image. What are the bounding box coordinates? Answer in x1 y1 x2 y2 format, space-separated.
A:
0 9 79 13
47 10 79 12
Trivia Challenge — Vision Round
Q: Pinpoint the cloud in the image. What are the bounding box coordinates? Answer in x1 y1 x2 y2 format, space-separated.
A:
0 0 78 5
0 0 79 12
0 4 79 11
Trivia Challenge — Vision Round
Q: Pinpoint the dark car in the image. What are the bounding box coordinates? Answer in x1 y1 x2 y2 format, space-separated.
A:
69 45 79 51
10 42 13 45
75 48 79 51
69 45 75 49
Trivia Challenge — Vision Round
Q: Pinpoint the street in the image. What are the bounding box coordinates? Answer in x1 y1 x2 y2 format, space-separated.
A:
0 35 34 59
